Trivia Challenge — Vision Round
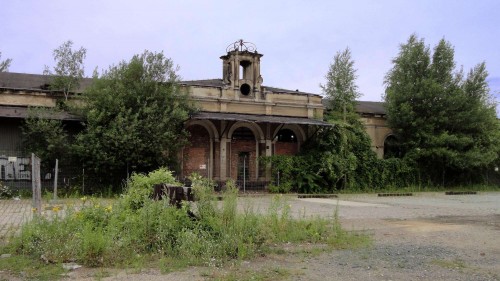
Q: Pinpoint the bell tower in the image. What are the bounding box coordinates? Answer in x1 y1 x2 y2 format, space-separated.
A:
221 40 263 98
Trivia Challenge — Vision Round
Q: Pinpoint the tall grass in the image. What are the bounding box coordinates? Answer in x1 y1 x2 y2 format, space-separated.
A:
3 168 369 273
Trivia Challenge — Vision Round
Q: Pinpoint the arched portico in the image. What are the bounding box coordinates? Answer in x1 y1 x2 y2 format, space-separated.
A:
272 124 305 155
227 122 265 182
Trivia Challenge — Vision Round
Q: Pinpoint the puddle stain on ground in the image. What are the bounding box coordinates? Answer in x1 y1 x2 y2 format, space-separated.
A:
384 220 464 233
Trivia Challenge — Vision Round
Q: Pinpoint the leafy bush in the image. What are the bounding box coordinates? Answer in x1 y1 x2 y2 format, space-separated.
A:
0 182 12 199
120 167 178 210
5 168 369 270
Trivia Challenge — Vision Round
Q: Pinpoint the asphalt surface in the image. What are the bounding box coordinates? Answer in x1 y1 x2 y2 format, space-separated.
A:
0 192 499 280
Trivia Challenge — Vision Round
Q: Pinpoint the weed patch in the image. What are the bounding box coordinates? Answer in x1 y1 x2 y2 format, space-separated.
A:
2 168 370 279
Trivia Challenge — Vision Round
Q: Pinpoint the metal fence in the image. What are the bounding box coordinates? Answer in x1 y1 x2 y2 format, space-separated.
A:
0 153 101 195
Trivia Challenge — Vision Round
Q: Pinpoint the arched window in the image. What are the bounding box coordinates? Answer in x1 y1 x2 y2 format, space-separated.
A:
232 127 254 140
384 135 402 159
277 129 297 143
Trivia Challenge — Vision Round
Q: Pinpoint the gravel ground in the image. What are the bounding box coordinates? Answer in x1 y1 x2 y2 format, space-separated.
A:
1 192 499 280
231 193 500 281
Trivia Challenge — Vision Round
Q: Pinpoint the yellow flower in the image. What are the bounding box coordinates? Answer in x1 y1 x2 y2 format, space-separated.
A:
31 207 37 213
52 206 61 212
105 205 112 212
81 196 87 202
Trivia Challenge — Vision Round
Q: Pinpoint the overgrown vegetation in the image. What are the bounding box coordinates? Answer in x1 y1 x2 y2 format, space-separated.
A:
0 168 369 279
262 45 417 193
20 48 197 190
75 50 196 187
263 123 417 193
0 181 13 199
262 36 499 193
18 36 499 194
43 40 87 102
384 34 500 186
21 107 72 170
0 51 12 72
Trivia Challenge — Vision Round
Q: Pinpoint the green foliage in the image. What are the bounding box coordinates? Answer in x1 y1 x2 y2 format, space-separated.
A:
20 107 70 169
0 181 13 199
261 155 323 193
75 50 196 185
44 40 87 101
120 167 178 210
4 168 368 273
0 51 12 72
301 123 375 191
0 253 65 280
321 47 361 122
384 34 500 185
263 121 418 193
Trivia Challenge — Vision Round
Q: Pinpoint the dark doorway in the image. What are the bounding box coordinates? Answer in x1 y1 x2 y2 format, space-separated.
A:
237 152 250 181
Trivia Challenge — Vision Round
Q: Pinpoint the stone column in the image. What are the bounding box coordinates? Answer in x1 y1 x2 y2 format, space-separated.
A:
219 121 228 180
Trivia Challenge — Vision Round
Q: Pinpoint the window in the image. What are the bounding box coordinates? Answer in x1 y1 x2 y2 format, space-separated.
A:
277 129 297 142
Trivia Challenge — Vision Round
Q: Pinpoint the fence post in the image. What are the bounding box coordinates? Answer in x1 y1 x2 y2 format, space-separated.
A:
53 159 58 200
243 155 246 193
31 153 42 215
82 168 85 195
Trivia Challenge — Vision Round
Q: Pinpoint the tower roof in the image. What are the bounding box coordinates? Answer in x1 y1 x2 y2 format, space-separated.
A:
226 39 258 53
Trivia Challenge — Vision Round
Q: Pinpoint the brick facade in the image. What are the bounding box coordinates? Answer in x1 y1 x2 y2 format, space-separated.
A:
182 125 210 179
275 142 298 156
229 139 257 180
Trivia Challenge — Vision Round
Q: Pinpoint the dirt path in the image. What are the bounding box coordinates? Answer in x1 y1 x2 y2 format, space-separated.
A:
1 193 499 280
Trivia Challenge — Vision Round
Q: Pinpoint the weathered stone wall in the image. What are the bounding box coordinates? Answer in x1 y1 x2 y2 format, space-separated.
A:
360 116 393 158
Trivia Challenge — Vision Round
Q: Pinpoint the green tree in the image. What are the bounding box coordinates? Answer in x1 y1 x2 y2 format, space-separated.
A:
0 52 12 72
384 34 500 185
44 40 87 101
75 50 196 184
301 123 379 191
320 47 361 122
21 108 70 169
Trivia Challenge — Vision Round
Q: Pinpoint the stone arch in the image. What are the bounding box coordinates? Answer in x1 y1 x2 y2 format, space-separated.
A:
272 124 306 144
227 122 264 142
185 119 219 141
273 124 305 156
183 123 214 180
383 134 401 159
227 122 264 182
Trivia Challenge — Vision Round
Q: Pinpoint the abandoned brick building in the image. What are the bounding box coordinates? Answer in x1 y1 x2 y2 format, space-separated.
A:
179 40 329 187
0 40 391 188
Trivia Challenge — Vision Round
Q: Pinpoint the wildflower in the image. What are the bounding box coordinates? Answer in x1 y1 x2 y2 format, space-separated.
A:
31 207 37 213
105 205 112 212
81 196 87 202
52 206 61 212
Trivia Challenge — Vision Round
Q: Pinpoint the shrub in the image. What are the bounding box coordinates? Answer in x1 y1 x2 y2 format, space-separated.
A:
5 168 369 270
120 167 178 210
0 182 12 199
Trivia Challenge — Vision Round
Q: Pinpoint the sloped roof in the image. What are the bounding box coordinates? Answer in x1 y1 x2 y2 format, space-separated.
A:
322 98 387 115
0 72 93 93
0 105 81 120
355 101 386 115
1 73 385 116
1 73 319 97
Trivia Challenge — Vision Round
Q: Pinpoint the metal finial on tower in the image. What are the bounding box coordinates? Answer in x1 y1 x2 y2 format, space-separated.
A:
226 39 257 53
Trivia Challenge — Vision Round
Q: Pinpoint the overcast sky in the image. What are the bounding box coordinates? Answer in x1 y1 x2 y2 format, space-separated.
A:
1 0 499 111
